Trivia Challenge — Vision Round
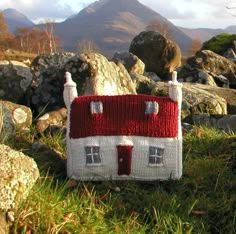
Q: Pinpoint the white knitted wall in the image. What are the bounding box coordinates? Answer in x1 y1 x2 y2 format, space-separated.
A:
67 135 182 181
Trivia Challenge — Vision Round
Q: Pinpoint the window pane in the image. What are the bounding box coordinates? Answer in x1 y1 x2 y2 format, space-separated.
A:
86 155 93 164
149 146 164 165
90 101 103 114
145 101 158 114
149 156 156 164
156 156 163 164
156 147 164 156
85 146 101 165
92 147 99 154
93 154 101 163
149 146 156 155
85 147 92 155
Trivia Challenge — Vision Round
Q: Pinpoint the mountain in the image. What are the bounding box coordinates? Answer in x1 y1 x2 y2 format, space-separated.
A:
2 8 35 33
3 0 235 57
179 25 236 42
54 0 192 56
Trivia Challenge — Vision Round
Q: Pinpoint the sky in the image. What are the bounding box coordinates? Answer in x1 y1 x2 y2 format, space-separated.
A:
0 0 236 29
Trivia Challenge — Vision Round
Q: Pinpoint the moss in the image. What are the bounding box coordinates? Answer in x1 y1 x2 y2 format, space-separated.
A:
201 33 236 55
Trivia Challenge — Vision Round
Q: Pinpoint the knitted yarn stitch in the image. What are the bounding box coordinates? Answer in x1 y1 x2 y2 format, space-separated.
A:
69 94 178 139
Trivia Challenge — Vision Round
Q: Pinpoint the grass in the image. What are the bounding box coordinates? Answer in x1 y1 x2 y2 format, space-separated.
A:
1 125 236 233
0 49 36 63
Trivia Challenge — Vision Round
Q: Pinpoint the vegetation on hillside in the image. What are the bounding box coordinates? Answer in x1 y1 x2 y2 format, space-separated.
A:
0 12 60 55
1 125 235 233
201 33 236 56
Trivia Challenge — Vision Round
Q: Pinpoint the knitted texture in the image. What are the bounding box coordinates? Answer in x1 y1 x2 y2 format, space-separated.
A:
70 95 178 138
67 136 182 180
117 145 133 176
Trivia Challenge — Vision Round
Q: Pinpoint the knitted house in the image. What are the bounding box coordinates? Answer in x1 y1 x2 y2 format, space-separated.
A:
63 71 183 181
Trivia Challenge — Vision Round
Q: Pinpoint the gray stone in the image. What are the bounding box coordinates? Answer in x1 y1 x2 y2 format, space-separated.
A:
130 73 156 94
183 114 236 132
0 60 33 104
0 100 32 134
186 50 236 87
36 107 67 132
0 144 39 212
26 52 75 116
152 82 227 118
64 52 137 95
112 52 145 75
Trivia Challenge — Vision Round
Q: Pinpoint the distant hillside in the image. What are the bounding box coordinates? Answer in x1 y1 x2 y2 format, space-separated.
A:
2 0 236 57
2 8 35 33
179 25 236 43
54 0 193 56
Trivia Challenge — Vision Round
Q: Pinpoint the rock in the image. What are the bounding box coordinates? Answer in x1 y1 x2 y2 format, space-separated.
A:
26 52 136 116
186 50 236 88
64 52 137 95
201 33 236 56
130 73 156 94
0 104 2 134
0 211 8 233
214 75 230 88
183 114 236 132
144 72 162 82
36 107 67 132
26 52 75 116
223 48 236 62
0 60 33 104
111 52 145 75
152 82 227 118
193 84 236 114
129 31 182 79
31 141 66 177
181 84 227 117
0 100 32 134
0 144 39 212
177 66 218 87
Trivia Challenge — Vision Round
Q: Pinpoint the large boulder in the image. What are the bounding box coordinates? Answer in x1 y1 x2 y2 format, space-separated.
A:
186 50 236 88
26 52 136 116
152 82 227 118
0 144 39 216
26 52 75 116
0 60 33 104
0 100 32 134
129 31 182 80
64 52 137 95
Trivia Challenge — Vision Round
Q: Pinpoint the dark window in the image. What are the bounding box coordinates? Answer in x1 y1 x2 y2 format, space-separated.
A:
85 146 101 165
149 145 164 165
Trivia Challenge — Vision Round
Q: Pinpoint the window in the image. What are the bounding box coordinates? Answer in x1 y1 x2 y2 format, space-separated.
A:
90 101 103 114
149 145 165 165
145 101 159 115
85 146 101 165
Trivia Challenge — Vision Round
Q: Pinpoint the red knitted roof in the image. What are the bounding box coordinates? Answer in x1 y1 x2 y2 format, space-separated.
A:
69 95 179 138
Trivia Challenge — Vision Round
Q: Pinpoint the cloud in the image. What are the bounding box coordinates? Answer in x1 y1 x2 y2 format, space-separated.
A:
139 0 197 19
0 0 235 28
0 0 75 21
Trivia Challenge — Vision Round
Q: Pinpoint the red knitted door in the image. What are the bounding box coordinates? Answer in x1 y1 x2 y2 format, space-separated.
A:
116 145 133 176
